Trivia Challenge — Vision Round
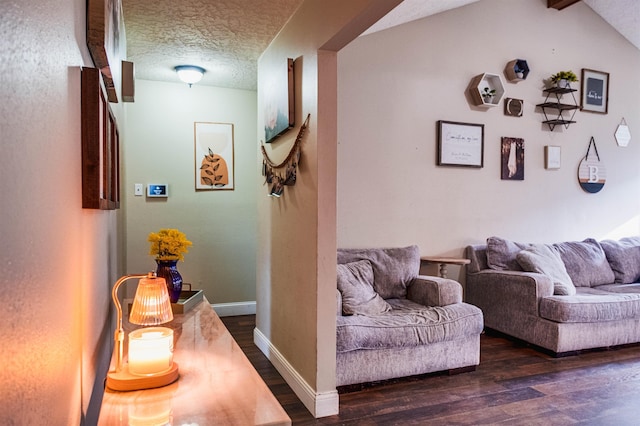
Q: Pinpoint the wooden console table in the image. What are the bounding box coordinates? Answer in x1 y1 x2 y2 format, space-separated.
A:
98 298 291 425
421 256 471 279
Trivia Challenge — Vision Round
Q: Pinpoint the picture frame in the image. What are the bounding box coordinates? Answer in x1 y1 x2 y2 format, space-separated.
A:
500 137 525 180
580 69 609 114
545 145 561 170
87 0 125 103
194 122 235 190
437 120 484 168
81 67 120 210
264 58 295 143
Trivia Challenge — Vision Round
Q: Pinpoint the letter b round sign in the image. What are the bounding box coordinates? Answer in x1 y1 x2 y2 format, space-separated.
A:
578 138 606 193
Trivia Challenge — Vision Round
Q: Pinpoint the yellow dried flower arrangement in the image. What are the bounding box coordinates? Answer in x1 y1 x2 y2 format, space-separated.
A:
148 228 193 261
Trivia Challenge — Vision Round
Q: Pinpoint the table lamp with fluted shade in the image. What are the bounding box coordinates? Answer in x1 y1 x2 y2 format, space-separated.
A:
106 273 179 392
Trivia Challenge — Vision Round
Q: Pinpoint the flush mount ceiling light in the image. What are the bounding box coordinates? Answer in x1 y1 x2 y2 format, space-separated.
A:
174 65 205 87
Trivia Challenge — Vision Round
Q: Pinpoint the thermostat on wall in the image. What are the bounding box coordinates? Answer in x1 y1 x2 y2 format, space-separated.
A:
147 184 168 198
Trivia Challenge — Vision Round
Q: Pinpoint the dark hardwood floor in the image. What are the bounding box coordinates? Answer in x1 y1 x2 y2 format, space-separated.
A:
221 315 640 425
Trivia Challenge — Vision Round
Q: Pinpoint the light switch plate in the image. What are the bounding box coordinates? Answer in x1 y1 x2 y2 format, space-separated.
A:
134 183 143 196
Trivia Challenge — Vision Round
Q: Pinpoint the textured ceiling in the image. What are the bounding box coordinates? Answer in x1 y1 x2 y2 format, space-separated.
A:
122 0 304 90
122 0 639 91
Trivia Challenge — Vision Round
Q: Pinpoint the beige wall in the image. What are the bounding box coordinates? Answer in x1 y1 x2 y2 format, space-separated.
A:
256 0 401 416
0 0 121 423
338 0 640 281
124 80 258 304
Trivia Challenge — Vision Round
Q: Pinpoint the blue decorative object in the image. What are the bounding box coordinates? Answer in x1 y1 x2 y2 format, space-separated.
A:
156 260 183 303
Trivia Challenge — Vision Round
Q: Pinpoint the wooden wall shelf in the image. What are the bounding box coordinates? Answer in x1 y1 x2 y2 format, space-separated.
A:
469 73 505 108
505 59 530 82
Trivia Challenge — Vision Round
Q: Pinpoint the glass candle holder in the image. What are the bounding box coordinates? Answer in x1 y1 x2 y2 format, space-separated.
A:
128 327 174 376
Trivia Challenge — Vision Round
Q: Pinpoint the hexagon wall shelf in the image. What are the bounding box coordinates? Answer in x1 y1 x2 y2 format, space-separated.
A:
505 59 530 82
469 73 505 108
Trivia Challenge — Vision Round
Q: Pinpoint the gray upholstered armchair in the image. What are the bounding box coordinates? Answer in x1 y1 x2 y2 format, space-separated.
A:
335 245 483 387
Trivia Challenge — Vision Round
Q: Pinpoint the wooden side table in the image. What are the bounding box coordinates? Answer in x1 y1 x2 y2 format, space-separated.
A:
421 256 471 279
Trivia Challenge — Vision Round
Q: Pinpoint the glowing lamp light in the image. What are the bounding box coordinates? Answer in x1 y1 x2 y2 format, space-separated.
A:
175 65 205 87
106 273 179 392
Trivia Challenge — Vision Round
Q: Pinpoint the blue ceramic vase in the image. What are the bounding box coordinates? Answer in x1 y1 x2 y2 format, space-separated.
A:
155 259 183 303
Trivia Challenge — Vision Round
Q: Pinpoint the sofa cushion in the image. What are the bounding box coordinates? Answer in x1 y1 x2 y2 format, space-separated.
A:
486 237 531 271
337 260 391 316
553 239 615 287
337 246 420 299
516 244 576 296
539 287 640 323
336 299 483 353
600 237 640 284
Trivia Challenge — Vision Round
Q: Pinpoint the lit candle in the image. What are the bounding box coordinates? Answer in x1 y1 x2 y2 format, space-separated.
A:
128 327 174 376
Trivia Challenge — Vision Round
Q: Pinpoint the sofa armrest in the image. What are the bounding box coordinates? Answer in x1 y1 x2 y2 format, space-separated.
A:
407 275 462 307
336 289 343 316
466 269 553 316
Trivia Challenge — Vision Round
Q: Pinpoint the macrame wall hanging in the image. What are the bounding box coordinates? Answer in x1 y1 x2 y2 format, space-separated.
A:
261 114 310 197
577 136 606 194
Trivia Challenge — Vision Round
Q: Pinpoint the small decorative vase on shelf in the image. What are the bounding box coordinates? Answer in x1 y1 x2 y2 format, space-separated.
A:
155 259 183 303
557 79 568 89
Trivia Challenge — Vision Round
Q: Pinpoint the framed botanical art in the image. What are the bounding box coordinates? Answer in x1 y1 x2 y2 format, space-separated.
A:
581 69 609 114
437 120 484 168
194 122 234 190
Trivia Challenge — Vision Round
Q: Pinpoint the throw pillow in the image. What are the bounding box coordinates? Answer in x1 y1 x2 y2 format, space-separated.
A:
600 237 640 284
337 245 420 299
554 239 615 287
486 236 531 271
516 244 576 296
337 260 391 316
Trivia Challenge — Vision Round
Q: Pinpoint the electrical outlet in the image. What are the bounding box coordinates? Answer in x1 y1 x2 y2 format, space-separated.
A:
134 183 143 196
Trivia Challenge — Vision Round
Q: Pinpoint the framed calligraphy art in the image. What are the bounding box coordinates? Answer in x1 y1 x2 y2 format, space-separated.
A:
437 120 484 168
580 69 609 114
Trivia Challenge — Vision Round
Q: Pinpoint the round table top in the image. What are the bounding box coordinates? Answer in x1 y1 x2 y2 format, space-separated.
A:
420 256 471 265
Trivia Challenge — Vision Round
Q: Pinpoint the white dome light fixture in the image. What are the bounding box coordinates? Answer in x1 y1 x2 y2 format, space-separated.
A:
175 65 205 87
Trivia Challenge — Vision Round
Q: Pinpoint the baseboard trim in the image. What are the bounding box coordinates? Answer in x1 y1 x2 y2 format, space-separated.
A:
253 327 339 418
211 301 256 317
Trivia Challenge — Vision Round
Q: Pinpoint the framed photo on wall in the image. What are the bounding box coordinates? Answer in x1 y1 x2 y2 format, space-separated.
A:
545 145 561 170
194 122 234 190
81 67 120 210
437 120 484 168
581 69 609 114
500 137 524 180
86 0 125 102
264 58 295 143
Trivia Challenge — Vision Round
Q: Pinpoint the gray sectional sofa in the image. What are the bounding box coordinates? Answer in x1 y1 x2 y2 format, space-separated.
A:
336 245 483 386
466 236 640 355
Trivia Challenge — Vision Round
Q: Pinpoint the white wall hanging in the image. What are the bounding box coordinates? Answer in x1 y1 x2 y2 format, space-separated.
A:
578 137 606 194
615 118 631 147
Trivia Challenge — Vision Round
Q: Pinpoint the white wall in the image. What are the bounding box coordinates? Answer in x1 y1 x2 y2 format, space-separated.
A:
0 0 121 423
256 0 402 417
337 0 640 280
124 80 258 304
